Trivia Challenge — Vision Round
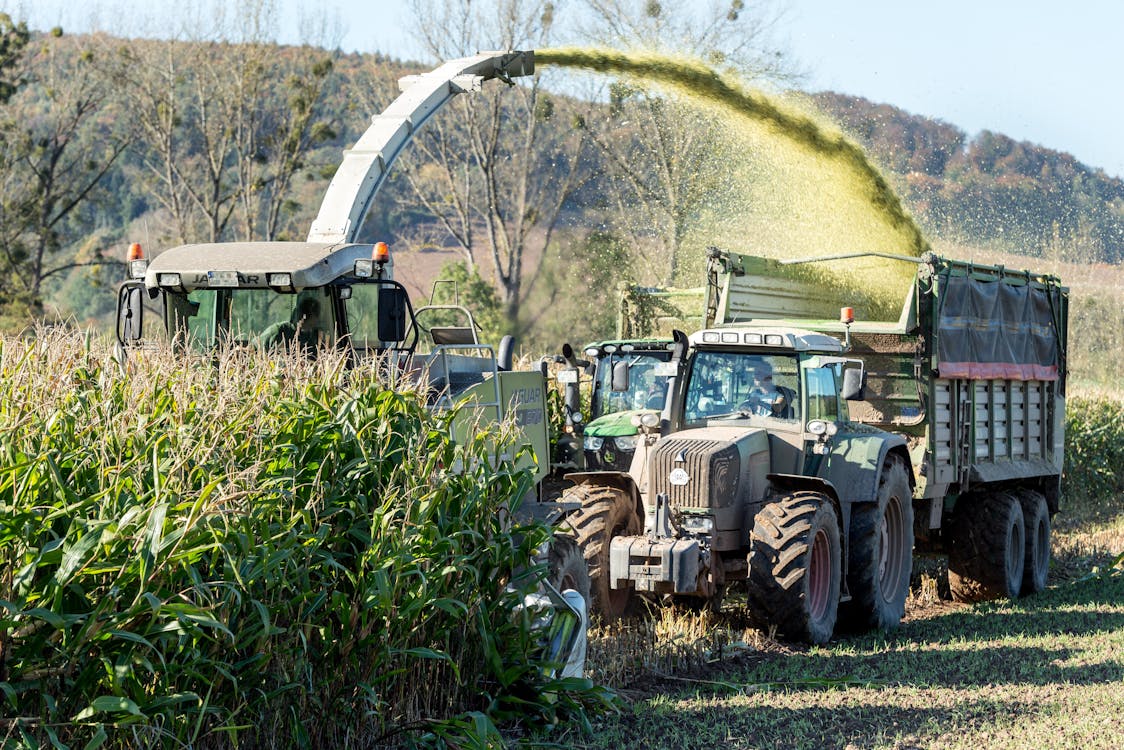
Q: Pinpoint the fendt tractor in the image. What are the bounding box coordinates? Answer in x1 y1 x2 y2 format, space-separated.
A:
114 51 591 676
563 250 1068 644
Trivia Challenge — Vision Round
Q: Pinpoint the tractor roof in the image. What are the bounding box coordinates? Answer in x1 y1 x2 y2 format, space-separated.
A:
689 326 845 353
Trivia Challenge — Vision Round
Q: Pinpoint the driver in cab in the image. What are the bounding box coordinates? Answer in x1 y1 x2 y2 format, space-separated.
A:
741 361 793 419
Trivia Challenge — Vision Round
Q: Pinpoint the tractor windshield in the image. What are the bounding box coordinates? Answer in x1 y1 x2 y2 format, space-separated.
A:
683 351 800 426
165 287 336 353
591 351 671 419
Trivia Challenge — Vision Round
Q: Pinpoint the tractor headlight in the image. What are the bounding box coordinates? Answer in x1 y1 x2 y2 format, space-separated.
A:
584 435 603 451
679 514 714 535
613 434 639 451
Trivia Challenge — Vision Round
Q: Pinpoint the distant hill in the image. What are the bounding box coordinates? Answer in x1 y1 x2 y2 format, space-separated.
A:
812 92 1124 263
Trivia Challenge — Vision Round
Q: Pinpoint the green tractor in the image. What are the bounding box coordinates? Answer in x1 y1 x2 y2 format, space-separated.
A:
551 339 673 473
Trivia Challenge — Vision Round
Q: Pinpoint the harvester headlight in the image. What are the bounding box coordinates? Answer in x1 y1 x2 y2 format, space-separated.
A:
701 331 720 343
584 435 604 451
267 272 292 289
765 334 785 346
157 273 181 288
639 411 660 428
721 332 739 343
584 347 600 358
745 333 763 344
126 242 147 279
354 258 374 278
613 434 639 451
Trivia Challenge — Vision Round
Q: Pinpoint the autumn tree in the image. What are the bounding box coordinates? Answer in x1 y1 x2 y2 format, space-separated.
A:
0 25 129 323
100 1 338 246
401 0 590 334
570 0 797 283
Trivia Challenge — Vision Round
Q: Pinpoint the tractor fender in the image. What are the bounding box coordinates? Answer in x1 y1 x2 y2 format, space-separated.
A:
562 471 645 521
766 473 841 509
819 431 913 507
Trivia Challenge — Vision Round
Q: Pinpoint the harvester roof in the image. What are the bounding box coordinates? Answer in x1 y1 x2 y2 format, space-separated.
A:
144 241 380 291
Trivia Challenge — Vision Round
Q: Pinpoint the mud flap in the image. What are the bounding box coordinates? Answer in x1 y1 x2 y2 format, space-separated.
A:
609 536 701 594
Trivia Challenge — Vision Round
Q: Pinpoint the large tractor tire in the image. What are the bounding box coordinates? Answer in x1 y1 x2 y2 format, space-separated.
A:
563 483 642 620
839 455 915 632
947 490 1025 602
547 534 591 605
1019 489 1051 595
747 492 841 644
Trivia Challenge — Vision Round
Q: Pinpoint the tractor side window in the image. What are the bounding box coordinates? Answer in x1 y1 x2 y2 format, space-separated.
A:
805 366 840 422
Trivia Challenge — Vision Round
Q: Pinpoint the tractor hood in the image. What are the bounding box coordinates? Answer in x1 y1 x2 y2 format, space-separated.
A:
584 409 656 438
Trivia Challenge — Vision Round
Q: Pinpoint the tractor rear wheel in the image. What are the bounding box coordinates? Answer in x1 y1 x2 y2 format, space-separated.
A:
839 455 914 632
563 483 642 620
948 491 1025 602
1019 490 1051 595
747 492 841 644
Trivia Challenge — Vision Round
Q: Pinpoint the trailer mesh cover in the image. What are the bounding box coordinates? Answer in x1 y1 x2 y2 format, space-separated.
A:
936 274 1060 381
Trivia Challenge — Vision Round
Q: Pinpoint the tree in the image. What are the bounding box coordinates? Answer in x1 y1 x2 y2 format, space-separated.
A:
401 0 590 333
0 28 128 320
100 2 339 246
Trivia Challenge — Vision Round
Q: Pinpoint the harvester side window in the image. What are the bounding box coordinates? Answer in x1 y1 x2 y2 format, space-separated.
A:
345 283 381 352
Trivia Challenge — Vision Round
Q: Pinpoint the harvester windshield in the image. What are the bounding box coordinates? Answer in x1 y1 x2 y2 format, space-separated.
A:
591 352 670 418
165 288 338 353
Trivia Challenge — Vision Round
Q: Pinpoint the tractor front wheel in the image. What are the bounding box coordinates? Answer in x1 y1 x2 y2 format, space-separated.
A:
563 483 642 620
747 492 841 644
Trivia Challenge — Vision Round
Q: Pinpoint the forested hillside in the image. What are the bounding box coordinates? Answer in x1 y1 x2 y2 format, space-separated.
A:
1 22 1120 343
813 92 1124 263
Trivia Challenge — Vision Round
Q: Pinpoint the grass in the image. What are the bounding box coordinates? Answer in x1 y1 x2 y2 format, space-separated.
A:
564 384 1124 749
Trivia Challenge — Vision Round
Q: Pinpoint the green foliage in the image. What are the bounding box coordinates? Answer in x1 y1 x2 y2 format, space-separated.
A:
0 13 30 104
0 332 607 747
1063 394 1124 508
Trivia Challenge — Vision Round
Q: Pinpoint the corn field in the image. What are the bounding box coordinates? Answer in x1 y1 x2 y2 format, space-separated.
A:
0 331 604 748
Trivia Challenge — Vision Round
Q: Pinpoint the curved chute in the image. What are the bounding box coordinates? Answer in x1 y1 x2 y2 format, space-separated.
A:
306 50 534 245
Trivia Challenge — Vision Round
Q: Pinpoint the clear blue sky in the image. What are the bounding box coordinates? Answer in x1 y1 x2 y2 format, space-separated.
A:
6 0 1122 178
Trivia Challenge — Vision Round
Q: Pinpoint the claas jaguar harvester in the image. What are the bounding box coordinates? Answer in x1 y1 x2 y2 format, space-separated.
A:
114 50 591 677
562 250 1067 644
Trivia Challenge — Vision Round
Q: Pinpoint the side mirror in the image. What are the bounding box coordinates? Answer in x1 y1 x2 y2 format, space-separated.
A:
842 367 866 401
611 360 630 392
377 286 409 342
115 282 146 346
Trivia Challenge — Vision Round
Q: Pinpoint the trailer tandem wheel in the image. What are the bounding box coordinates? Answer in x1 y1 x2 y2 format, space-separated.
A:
1018 489 1051 595
948 490 1026 602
